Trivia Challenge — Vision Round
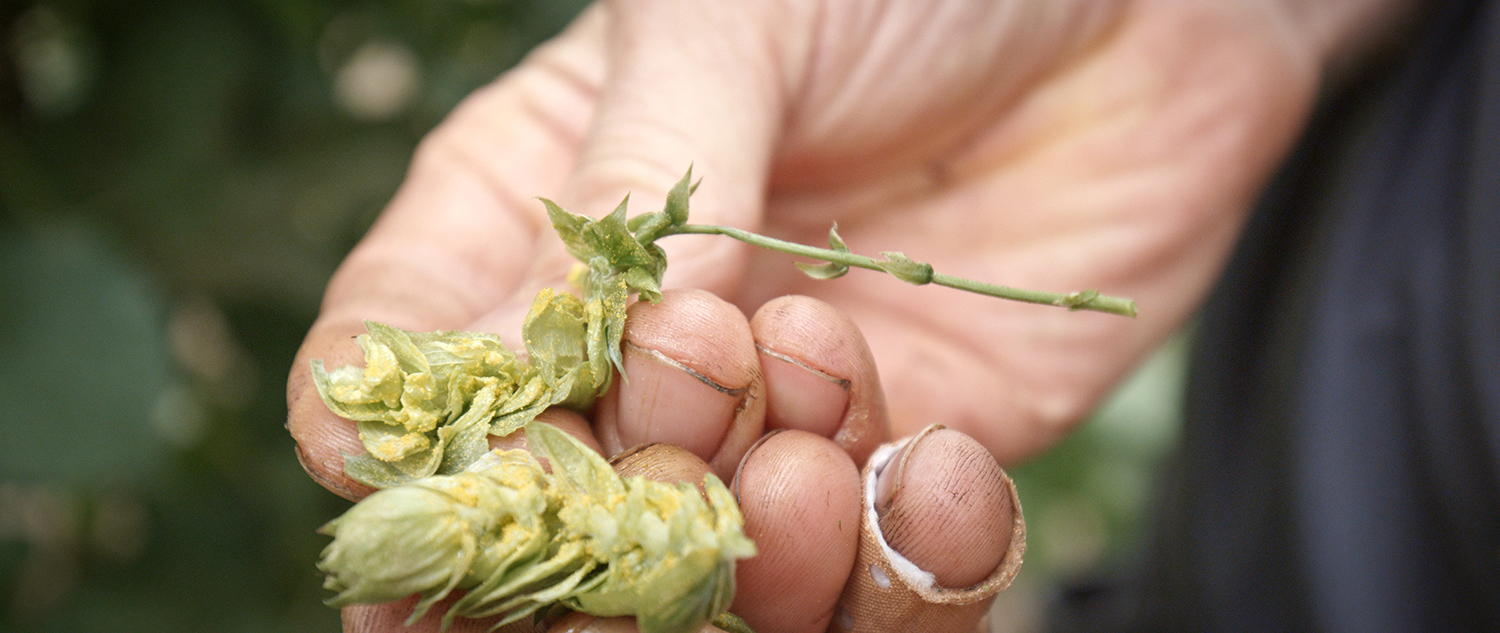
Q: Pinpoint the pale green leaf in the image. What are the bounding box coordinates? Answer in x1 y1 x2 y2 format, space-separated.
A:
522 288 589 370
795 261 849 280
621 258 664 303
355 419 432 462
341 452 418 489
542 197 594 262
523 421 621 499
364 321 429 374
662 165 694 228
356 419 442 479
522 287 606 407
627 210 671 245
876 251 935 285
794 224 851 279
435 383 499 475
583 197 661 275
310 359 401 422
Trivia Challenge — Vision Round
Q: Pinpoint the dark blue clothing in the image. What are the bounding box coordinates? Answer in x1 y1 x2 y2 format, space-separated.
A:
1052 1 1500 630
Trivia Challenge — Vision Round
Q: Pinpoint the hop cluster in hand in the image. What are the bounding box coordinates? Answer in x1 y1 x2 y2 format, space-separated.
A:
317 421 755 633
311 166 1133 631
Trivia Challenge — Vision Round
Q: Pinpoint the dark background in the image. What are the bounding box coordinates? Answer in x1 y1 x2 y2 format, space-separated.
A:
0 2 1180 630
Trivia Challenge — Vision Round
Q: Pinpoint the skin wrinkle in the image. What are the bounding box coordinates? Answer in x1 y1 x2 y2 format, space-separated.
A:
817 3 1311 459
757 284 989 423
575 127 703 206
358 14 603 320
575 5 780 230
854 289 1004 401
426 79 564 237
428 122 550 241
328 165 540 331
894 3 1043 166
924 9 1290 295
752 299 867 375
861 311 1031 458
758 265 1098 462
781 3 1123 188
657 232 755 300
768 0 819 123
516 20 606 150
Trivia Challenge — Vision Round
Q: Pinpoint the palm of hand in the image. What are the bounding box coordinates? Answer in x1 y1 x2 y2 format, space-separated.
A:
516 0 1313 460
295 0 1315 475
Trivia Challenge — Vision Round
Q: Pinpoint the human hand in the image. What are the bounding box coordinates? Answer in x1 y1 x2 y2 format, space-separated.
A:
326 291 1025 633
288 0 1329 484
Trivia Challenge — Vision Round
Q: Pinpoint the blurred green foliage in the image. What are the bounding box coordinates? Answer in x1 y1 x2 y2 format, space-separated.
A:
0 0 584 630
1012 333 1188 583
986 335 1185 633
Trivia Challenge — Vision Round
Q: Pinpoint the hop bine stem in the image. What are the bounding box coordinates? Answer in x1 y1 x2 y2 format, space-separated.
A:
661 224 1139 318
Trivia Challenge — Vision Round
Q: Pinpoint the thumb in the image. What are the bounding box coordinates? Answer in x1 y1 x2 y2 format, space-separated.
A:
558 0 795 295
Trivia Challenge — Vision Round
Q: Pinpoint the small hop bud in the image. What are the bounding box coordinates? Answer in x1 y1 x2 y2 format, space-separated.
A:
315 423 756 633
316 481 487 609
875 252 934 285
317 450 553 624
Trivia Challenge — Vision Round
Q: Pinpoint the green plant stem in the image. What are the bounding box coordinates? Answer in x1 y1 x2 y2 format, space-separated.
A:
663 224 1138 317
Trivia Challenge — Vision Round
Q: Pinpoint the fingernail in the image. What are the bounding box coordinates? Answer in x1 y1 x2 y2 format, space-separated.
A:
610 442 713 493
608 442 658 467
757 343 850 438
616 341 746 459
732 429 786 505
875 426 1016 589
874 424 945 516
